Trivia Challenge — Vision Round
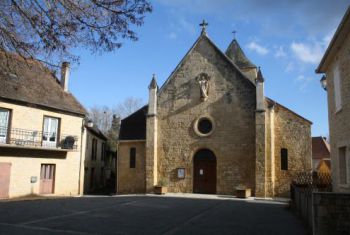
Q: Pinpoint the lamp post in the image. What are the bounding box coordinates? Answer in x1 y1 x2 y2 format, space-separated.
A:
320 75 327 91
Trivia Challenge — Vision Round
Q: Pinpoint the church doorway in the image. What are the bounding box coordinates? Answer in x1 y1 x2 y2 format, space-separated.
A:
193 149 216 194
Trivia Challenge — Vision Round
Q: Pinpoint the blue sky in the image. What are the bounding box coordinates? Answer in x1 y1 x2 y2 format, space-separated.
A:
69 0 349 137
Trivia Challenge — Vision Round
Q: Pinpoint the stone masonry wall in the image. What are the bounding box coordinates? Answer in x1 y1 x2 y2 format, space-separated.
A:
273 105 312 197
117 141 146 194
326 30 350 193
157 36 257 195
313 192 350 235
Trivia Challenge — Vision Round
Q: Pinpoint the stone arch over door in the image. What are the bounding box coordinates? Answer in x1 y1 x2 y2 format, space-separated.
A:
193 149 216 194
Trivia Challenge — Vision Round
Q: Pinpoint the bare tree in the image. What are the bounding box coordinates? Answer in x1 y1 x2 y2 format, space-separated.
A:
88 97 143 133
114 97 143 118
0 0 152 67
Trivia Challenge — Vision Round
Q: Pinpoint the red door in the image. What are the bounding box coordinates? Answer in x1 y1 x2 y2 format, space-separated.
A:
40 164 55 194
193 149 216 194
0 163 11 199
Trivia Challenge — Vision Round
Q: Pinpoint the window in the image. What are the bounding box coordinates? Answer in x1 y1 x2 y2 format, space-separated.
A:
130 147 136 168
101 142 106 161
0 108 10 144
333 64 342 112
339 147 347 185
198 118 213 134
281 148 288 170
43 116 59 147
91 138 97 160
194 116 215 137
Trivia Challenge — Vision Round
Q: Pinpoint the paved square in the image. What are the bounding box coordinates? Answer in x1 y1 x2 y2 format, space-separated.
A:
0 195 306 235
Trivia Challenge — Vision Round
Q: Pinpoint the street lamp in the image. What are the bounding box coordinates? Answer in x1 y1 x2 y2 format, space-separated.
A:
320 75 327 91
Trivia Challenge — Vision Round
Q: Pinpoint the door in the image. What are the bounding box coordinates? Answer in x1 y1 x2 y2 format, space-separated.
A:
40 164 55 194
193 149 216 194
0 108 10 144
0 163 11 198
42 117 59 147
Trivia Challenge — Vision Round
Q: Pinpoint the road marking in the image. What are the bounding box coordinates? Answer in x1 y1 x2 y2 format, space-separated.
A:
161 201 223 235
19 197 149 225
0 222 93 235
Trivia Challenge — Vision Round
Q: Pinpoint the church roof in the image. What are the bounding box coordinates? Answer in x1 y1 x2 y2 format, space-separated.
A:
159 31 255 93
225 39 256 69
119 105 148 140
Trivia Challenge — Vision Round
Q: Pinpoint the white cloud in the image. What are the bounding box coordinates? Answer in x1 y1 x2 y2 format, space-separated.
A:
178 17 196 35
168 32 177 40
274 46 287 58
295 75 314 91
285 62 294 72
246 42 269 55
290 42 324 64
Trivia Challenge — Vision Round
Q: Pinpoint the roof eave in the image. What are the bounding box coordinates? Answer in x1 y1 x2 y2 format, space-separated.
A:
316 7 350 73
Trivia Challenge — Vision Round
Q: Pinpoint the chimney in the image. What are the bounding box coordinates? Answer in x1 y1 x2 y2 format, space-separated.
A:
61 62 70 92
256 67 265 112
111 115 121 136
148 74 158 116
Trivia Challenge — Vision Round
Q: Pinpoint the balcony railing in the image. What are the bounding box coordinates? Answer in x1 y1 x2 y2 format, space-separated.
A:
0 126 78 150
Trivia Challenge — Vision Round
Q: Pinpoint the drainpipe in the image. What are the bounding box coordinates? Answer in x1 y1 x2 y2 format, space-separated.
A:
78 118 86 195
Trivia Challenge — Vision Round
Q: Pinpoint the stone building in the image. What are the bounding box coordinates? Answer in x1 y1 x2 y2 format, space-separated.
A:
83 123 108 194
0 53 87 198
316 7 350 193
312 137 331 173
118 26 312 197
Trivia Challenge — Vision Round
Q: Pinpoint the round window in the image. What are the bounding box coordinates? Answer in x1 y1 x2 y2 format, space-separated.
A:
198 118 213 134
194 116 215 137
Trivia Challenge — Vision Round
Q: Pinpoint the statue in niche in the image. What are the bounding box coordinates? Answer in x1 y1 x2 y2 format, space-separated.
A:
197 73 210 101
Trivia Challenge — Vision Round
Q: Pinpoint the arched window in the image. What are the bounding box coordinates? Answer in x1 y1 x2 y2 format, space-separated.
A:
281 148 288 170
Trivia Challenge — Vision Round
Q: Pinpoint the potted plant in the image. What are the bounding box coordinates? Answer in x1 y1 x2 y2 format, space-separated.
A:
235 185 251 198
154 178 168 195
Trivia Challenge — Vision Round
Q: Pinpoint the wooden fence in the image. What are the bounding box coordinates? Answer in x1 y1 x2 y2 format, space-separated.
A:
290 171 332 233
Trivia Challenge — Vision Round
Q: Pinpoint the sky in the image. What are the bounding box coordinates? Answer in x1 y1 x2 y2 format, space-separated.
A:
68 0 349 137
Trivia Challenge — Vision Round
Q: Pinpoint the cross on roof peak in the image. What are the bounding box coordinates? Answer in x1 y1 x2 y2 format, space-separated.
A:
232 30 237 39
199 20 208 34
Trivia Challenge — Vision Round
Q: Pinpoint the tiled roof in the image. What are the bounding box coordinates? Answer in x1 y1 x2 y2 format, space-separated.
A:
312 136 330 160
119 105 148 140
0 52 86 116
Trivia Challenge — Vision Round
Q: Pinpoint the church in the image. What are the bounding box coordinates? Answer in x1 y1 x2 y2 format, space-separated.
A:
117 23 312 197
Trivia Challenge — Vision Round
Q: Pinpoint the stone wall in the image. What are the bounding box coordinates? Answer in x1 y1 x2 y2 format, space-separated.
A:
157 36 257 195
83 129 107 194
0 101 84 198
313 192 350 235
273 105 312 197
325 30 350 193
117 141 146 194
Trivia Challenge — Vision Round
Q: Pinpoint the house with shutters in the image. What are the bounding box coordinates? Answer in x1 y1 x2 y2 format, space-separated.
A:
117 24 312 197
0 52 88 199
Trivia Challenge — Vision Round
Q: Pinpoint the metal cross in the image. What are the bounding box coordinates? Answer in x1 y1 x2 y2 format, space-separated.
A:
232 30 237 39
199 20 208 33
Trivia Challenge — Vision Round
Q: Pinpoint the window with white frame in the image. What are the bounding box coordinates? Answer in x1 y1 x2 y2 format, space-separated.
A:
42 116 59 147
338 146 347 185
333 63 342 112
0 108 10 144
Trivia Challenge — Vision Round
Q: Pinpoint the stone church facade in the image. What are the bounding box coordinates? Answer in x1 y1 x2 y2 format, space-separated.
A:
117 28 312 197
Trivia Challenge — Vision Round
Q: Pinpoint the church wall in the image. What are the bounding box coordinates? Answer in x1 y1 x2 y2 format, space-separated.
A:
157 37 257 195
117 141 146 194
273 106 312 197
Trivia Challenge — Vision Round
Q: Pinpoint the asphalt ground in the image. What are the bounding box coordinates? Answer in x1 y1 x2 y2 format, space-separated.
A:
0 195 306 235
